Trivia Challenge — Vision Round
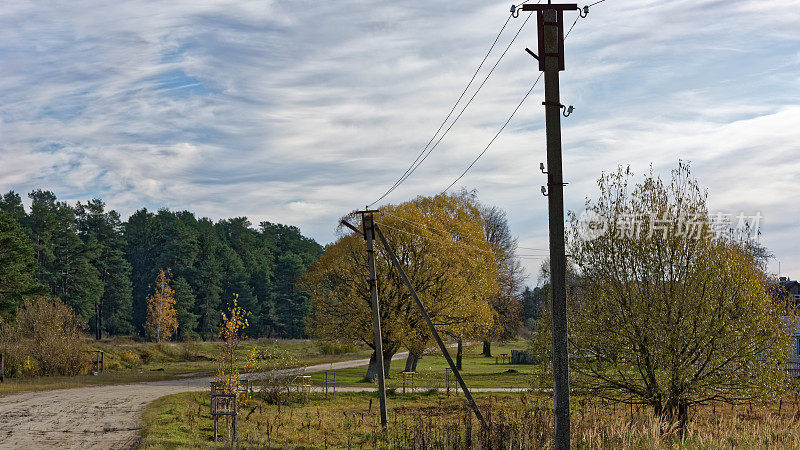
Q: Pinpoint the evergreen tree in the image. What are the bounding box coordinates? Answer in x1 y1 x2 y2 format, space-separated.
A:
26 190 60 289
51 201 102 321
0 191 27 223
124 208 161 332
76 199 133 337
520 286 544 328
0 211 42 319
193 218 223 337
172 276 199 339
272 253 309 338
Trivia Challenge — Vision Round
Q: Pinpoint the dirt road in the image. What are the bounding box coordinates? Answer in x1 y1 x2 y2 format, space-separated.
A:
0 353 407 449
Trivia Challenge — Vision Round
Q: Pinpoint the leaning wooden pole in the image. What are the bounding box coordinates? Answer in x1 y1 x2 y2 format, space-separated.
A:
374 224 486 428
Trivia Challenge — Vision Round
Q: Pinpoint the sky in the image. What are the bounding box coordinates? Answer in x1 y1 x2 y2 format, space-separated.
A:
1 0 798 284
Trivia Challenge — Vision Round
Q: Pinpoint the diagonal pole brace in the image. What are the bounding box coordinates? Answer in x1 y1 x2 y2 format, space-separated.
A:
374 224 487 428
340 219 364 236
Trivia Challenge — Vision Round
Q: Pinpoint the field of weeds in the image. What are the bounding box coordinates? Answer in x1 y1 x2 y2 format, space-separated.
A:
141 391 800 448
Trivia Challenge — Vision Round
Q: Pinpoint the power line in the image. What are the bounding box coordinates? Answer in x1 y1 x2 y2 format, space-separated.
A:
370 14 515 207
381 209 549 252
440 2 601 193
375 221 550 262
368 9 536 208
376 222 499 256
565 14 580 38
442 73 542 193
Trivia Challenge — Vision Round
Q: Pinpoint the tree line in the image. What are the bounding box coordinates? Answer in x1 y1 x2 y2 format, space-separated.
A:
0 189 323 339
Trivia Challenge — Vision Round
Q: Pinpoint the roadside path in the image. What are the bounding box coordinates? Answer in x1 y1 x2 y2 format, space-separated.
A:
0 347 528 449
0 353 412 449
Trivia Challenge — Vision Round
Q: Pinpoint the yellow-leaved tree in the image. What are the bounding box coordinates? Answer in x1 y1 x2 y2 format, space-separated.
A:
217 295 250 403
303 193 498 380
145 268 178 342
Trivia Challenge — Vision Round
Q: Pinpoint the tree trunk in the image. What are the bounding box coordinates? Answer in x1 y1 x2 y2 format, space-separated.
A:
384 349 393 376
456 338 463 370
405 352 422 372
365 351 378 382
365 349 397 382
482 340 492 357
656 398 689 436
677 401 689 435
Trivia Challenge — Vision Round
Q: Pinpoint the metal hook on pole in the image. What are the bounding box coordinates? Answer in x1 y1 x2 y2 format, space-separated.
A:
510 4 520 18
579 5 589 18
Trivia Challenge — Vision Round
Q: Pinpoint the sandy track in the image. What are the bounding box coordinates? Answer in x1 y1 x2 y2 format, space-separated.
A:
0 353 409 449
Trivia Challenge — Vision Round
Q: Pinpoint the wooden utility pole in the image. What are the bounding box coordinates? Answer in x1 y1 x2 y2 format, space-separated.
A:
357 209 388 429
519 2 577 448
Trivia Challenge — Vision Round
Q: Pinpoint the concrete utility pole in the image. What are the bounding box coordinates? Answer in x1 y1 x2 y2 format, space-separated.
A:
357 209 388 429
373 224 487 428
519 2 577 448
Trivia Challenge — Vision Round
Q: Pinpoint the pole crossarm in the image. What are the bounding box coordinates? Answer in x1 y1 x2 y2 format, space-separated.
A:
520 3 578 11
374 224 487 428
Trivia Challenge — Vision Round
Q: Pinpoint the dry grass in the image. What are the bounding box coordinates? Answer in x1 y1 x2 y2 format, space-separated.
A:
141 391 800 449
0 338 370 396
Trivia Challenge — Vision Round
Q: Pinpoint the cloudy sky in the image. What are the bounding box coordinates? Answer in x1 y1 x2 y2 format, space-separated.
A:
1 0 798 282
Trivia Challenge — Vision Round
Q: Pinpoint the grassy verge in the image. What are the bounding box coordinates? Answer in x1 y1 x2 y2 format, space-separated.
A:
0 338 371 396
141 390 800 448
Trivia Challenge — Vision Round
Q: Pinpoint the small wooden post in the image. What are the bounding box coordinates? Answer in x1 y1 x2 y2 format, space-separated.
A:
1 353 4 383
210 383 237 445
445 368 452 396
402 372 415 394
323 371 336 398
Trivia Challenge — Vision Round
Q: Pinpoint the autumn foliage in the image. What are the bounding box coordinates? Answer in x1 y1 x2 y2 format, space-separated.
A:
0 296 87 377
303 193 499 379
216 294 251 404
145 268 178 342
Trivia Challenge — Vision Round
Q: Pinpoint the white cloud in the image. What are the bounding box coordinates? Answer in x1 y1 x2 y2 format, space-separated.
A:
0 0 798 281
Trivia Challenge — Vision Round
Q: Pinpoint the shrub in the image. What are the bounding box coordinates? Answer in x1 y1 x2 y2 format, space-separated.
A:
0 296 88 377
317 341 359 355
120 350 141 367
253 345 308 405
139 349 153 365
180 340 199 361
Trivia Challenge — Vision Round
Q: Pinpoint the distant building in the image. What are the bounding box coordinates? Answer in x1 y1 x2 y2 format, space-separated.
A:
779 277 800 307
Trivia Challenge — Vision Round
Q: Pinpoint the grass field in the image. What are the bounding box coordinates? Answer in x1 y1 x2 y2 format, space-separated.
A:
0 338 371 396
303 340 541 390
141 390 800 448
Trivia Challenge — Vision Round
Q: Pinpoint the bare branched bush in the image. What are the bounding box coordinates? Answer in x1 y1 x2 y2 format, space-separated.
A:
253 345 309 405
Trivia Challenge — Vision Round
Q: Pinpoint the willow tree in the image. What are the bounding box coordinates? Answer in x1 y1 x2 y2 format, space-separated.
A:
567 163 792 429
303 193 497 381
